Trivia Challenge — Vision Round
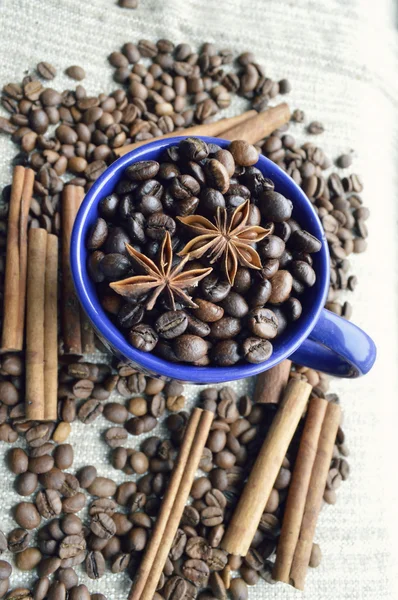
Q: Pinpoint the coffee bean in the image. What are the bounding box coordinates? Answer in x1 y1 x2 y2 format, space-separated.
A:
90 513 117 539
155 311 188 339
173 335 208 362
182 559 209 587
59 535 86 560
129 324 158 352
248 308 278 339
88 477 117 498
290 260 316 287
65 66 86 81
77 466 97 490
186 536 213 561
259 191 292 222
229 141 258 167
53 444 73 470
15 472 38 496
8 448 28 474
14 502 41 529
62 493 86 514
36 490 62 518
201 506 223 526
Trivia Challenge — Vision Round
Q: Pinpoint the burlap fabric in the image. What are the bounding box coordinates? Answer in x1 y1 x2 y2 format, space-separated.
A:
0 0 397 598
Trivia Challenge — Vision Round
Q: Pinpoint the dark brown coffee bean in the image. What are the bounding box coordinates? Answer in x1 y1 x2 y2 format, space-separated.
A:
227 140 257 166
36 490 62 518
182 558 209 587
186 536 212 561
173 335 208 362
88 477 117 498
129 324 158 352
155 311 188 339
8 448 28 474
169 529 187 561
248 308 278 339
62 493 86 514
242 337 273 363
61 515 83 536
77 466 97 489
15 472 38 496
90 513 117 539
59 535 86 560
78 399 103 424
53 444 73 470
201 506 223 527
14 502 41 529
210 317 241 340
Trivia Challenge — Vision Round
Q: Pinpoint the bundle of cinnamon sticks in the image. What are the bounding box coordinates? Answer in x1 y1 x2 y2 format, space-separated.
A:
114 102 290 157
25 228 58 421
273 396 341 589
62 184 96 356
1 166 35 352
128 408 214 600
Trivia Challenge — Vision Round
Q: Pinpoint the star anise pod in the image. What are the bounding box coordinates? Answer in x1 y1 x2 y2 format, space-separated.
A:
109 231 212 311
177 200 271 284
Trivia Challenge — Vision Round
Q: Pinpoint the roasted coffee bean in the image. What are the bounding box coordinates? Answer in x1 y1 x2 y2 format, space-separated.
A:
90 513 117 539
289 229 322 253
14 502 41 529
155 311 188 339
8 528 30 554
62 493 86 514
248 308 278 339
229 141 258 167
164 576 187 600
259 191 292 222
88 477 117 498
65 65 86 80
173 335 208 362
269 270 293 303
53 444 73 470
78 399 103 424
15 472 38 496
290 260 316 287
182 559 209 587
201 506 223 526
85 551 105 579
129 324 158 352
36 490 62 518
59 535 86 560
9 448 28 474
220 292 248 318
186 536 212 561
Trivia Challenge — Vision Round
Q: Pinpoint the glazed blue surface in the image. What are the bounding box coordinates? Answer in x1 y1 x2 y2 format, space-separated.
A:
71 136 376 382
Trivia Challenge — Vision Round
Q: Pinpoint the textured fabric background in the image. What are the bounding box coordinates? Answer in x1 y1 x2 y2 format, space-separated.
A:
0 0 398 598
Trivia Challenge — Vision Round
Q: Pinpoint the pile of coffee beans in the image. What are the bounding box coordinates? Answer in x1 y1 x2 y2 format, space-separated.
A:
0 39 368 326
0 37 357 597
86 137 322 366
260 130 367 319
0 365 348 598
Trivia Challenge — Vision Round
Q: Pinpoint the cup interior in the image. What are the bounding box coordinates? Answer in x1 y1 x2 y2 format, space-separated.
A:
71 136 329 383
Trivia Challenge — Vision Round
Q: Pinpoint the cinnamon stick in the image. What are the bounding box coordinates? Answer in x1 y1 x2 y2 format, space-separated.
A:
221 379 311 557
128 408 203 600
254 360 291 404
137 410 214 600
114 109 257 156
1 166 25 352
26 228 47 421
273 396 328 582
44 234 59 421
74 186 96 354
222 103 290 143
17 167 35 350
289 401 341 590
62 185 82 355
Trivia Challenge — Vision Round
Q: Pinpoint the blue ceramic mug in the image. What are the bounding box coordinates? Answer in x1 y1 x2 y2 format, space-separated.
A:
71 136 376 383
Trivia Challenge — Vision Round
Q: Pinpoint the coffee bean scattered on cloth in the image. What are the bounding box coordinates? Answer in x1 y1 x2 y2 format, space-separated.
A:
0 1 396 599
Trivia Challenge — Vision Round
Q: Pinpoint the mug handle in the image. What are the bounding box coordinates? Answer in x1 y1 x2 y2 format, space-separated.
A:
290 308 377 377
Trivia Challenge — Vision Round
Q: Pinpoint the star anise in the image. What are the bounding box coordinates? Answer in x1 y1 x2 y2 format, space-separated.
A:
177 200 271 284
109 231 212 311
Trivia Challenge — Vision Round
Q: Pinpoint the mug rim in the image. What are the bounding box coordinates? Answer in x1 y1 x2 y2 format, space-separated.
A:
71 135 329 383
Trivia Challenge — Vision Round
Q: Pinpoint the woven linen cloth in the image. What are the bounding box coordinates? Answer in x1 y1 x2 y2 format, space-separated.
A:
1 0 398 598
